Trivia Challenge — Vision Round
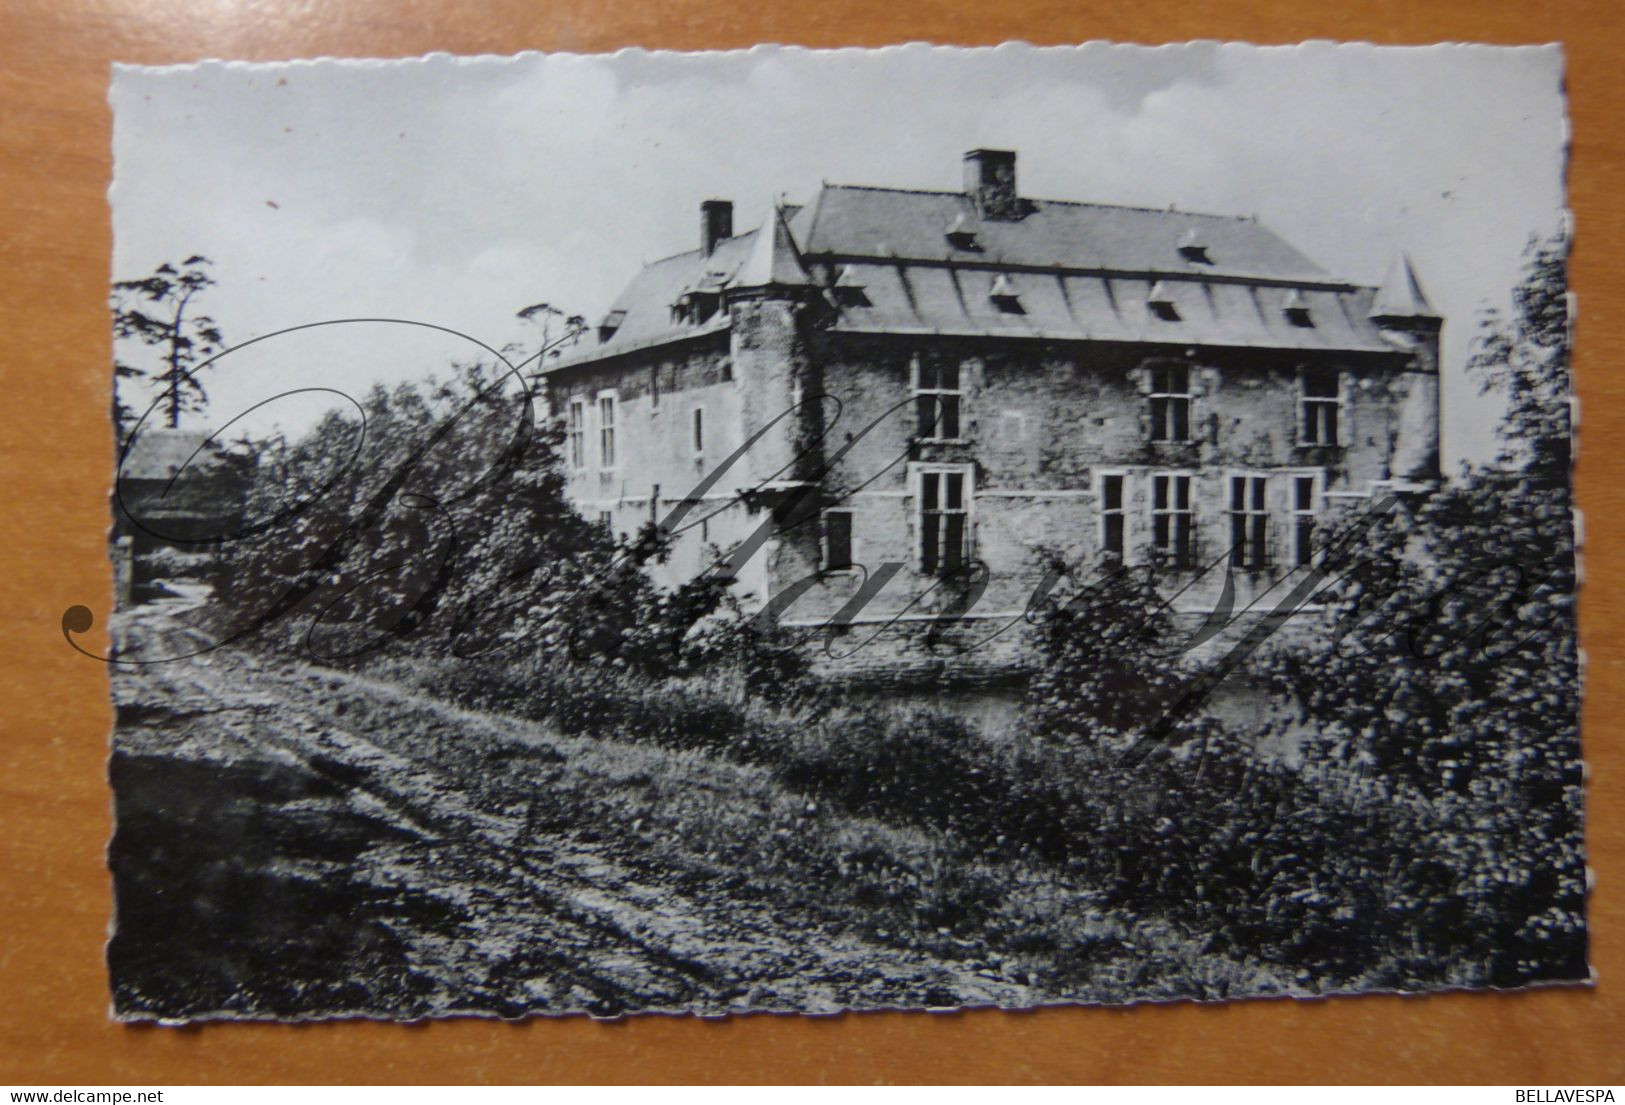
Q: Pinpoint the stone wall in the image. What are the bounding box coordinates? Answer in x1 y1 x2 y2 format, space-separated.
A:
762 332 1418 644
546 334 773 603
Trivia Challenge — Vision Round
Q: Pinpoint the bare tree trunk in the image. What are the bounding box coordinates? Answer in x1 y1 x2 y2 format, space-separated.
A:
167 290 193 429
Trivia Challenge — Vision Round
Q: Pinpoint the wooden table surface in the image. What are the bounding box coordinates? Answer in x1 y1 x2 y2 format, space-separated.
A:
1 0 1621 1085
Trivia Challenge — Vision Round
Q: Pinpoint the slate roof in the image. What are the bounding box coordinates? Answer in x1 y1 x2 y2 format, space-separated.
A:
736 202 811 288
575 232 756 355
794 186 1331 280
1371 251 1439 320
551 182 1423 371
117 428 234 482
821 263 1393 352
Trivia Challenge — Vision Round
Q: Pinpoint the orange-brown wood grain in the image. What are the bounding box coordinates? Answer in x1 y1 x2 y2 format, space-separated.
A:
1 0 1620 1085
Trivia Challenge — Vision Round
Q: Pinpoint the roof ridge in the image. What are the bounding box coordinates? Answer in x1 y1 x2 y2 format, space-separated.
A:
802 185 829 252
819 183 968 198
818 182 1257 223
637 226 763 271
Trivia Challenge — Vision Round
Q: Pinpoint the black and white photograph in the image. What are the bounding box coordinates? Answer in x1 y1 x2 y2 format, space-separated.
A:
95 41 1584 1022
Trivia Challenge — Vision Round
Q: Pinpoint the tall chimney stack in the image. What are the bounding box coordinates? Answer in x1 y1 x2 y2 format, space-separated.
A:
701 199 733 256
963 149 1021 220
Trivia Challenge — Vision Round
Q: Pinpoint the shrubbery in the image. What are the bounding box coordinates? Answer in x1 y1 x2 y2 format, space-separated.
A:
1255 233 1584 984
211 365 804 697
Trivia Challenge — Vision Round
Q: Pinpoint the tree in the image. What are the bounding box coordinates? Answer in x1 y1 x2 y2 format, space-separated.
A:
1024 552 1207 748
1262 229 1584 984
112 256 224 430
515 302 587 365
205 300 736 673
1468 232 1571 486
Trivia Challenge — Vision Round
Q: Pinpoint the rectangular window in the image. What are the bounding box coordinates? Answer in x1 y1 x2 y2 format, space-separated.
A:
823 509 853 572
1149 364 1192 443
918 467 971 576
692 406 704 456
1100 472 1127 559
914 356 962 440
1301 368 1341 446
1152 473 1194 567
597 510 613 533
650 366 661 412
1229 475 1270 570
597 392 618 469
566 399 586 470
1293 475 1317 567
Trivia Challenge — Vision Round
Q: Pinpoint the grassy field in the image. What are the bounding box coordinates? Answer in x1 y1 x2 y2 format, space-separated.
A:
108 608 1297 1021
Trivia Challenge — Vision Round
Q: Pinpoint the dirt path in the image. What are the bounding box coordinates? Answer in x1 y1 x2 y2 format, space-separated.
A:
109 604 1045 1020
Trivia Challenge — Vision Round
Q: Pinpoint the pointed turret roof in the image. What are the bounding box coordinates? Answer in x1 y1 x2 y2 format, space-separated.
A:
1371 252 1438 320
734 201 809 289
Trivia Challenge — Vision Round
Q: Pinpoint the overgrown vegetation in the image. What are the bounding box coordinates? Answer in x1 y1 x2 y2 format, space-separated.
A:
208 359 804 696
1260 233 1584 985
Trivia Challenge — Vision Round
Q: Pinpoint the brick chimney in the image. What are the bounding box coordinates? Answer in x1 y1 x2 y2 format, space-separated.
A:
963 149 1021 220
701 199 733 256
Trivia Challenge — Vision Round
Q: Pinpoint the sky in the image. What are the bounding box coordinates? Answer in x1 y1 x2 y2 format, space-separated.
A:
110 41 1568 464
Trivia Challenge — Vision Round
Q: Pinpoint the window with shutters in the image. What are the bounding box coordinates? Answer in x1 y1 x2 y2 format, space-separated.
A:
566 399 586 470
1151 472 1195 568
1229 474 1270 570
1300 367 1341 446
1149 364 1192 442
913 355 962 441
916 465 972 576
1293 475 1318 567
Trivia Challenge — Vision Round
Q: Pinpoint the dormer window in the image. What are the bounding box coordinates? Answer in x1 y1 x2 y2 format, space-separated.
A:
990 273 1024 314
1147 281 1180 321
833 265 871 307
1178 228 1212 265
671 289 721 326
1282 289 1314 328
598 309 626 343
945 212 980 251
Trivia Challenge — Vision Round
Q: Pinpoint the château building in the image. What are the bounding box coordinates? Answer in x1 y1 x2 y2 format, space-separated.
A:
540 149 1442 676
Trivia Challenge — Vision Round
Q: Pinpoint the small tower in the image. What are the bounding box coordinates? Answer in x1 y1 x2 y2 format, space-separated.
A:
725 201 822 492
1371 252 1443 486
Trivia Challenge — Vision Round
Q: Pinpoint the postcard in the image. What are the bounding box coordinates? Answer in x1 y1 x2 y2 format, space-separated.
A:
95 41 1582 1021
